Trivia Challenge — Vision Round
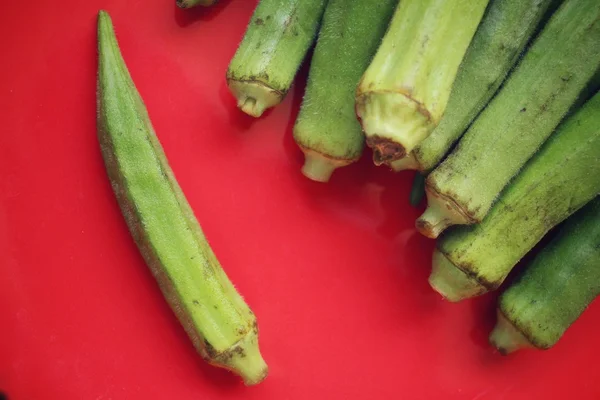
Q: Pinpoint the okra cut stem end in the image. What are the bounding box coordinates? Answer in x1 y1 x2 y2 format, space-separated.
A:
226 78 283 118
356 90 435 164
300 147 351 183
429 250 486 302
216 328 268 386
416 184 472 238
489 309 534 355
388 153 419 172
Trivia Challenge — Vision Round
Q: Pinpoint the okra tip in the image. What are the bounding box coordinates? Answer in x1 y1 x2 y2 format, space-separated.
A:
416 184 472 238
300 147 351 183
226 78 283 118
428 250 486 302
97 9 111 28
489 309 534 355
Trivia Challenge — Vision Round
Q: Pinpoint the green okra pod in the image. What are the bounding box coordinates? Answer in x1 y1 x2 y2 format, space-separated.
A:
292 0 398 182
97 10 267 385
355 0 489 164
226 0 328 117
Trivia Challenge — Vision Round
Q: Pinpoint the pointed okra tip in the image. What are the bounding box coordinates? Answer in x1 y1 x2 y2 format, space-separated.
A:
489 309 534 355
97 9 111 30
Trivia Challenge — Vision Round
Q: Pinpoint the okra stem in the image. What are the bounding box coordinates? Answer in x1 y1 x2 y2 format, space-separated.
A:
489 309 534 355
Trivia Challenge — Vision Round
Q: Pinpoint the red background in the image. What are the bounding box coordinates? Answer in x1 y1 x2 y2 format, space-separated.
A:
1 1 599 399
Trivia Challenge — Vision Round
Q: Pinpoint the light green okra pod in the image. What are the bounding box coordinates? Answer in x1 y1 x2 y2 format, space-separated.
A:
97 10 267 385
355 0 489 164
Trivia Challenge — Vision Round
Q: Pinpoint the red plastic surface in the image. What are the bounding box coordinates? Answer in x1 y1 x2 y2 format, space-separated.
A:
1 1 599 399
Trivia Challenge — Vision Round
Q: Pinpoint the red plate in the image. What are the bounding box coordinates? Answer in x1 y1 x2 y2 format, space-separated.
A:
1 1 599 399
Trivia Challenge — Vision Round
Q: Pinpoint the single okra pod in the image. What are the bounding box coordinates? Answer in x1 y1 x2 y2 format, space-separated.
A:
97 10 267 385
355 0 489 164
226 0 328 117
292 0 399 182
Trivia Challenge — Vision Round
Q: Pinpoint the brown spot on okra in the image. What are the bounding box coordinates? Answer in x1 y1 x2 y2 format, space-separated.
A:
255 18 264 25
203 339 218 358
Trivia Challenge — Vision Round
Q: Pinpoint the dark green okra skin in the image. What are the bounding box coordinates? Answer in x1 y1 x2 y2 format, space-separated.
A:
430 90 600 302
493 197 600 353
226 0 328 117
419 0 600 238
96 10 267 385
292 0 398 182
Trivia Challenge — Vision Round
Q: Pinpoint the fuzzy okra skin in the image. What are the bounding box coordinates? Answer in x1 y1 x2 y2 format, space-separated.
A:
292 0 398 182
96 11 267 385
417 0 600 239
429 90 600 302
490 198 600 354
355 0 489 165
176 0 217 8
226 0 328 118
389 0 558 174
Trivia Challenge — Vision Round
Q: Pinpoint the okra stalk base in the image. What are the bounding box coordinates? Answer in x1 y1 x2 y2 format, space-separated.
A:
489 309 535 355
428 249 487 302
226 78 284 118
416 184 473 238
356 90 434 164
212 326 269 385
300 147 352 183
388 153 419 172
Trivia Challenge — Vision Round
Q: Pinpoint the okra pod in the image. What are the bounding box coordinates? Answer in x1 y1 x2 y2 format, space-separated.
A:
226 0 328 117
97 11 267 385
355 0 489 164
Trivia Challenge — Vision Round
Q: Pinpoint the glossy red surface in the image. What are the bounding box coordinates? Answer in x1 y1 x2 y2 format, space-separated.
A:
1 1 599 399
